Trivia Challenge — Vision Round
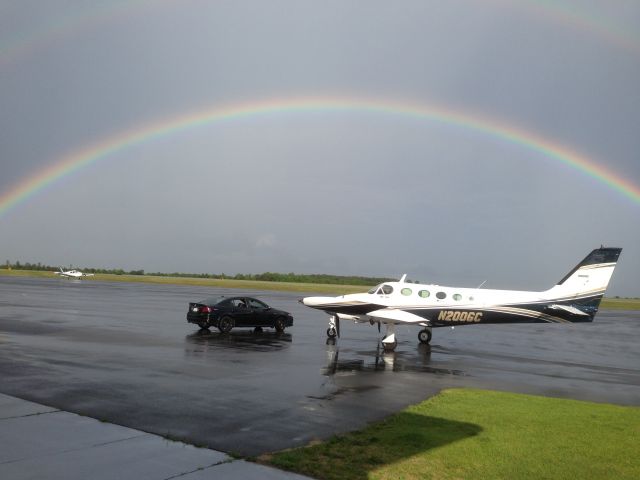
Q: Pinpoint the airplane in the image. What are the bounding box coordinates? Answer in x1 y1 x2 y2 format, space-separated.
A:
301 247 622 352
54 267 95 279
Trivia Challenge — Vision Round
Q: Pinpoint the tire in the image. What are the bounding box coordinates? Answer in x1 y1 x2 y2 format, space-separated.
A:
197 322 209 330
382 340 397 352
274 317 286 333
327 327 337 338
418 329 432 344
218 316 234 334
253 326 263 333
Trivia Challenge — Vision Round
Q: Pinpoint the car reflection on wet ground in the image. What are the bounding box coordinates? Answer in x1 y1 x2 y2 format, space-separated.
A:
186 329 293 353
0 276 638 456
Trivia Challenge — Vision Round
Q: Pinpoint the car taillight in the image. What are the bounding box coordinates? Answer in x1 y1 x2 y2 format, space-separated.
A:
199 306 211 313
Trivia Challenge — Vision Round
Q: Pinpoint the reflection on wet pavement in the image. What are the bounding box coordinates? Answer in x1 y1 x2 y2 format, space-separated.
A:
323 342 466 376
185 330 293 353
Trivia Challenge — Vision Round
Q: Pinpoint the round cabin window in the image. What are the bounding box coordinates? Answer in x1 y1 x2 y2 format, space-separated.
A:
418 290 430 298
436 291 447 300
401 288 412 296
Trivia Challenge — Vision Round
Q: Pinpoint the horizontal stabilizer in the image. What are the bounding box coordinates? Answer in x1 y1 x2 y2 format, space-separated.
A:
367 308 428 325
546 304 589 316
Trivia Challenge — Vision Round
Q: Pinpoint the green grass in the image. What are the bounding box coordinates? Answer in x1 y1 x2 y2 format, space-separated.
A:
265 388 640 480
600 297 640 310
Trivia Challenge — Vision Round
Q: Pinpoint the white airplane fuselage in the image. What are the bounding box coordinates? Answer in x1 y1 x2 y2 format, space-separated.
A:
301 247 622 350
55 268 94 278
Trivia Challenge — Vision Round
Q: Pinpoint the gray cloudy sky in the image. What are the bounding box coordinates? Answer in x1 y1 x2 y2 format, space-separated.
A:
1 0 639 296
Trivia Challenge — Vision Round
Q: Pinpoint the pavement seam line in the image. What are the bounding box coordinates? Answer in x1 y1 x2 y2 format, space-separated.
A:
0 432 151 466
0 409 61 421
90 433 150 447
161 458 235 480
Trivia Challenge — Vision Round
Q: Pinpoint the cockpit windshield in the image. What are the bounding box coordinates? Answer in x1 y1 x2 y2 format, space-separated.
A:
368 284 394 295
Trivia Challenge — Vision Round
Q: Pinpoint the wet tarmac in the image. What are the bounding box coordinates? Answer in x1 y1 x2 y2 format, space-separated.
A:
0 276 638 456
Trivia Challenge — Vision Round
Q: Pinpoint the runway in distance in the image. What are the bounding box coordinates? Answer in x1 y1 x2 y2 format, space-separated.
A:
301 247 622 351
54 267 95 278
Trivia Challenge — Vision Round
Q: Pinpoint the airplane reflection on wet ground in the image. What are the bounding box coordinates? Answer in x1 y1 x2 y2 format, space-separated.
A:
322 340 466 376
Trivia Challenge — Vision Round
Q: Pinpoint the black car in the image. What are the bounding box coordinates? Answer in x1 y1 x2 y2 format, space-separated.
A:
186 296 293 333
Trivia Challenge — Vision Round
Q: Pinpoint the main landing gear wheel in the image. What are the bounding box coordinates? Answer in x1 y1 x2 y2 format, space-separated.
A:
418 328 432 344
275 317 286 333
327 327 337 338
380 324 398 352
382 340 397 352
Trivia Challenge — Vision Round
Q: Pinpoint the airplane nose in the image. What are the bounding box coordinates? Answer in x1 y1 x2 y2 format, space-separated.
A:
300 296 336 308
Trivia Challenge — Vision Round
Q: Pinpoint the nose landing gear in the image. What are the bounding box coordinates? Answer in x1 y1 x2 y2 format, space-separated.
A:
326 315 339 338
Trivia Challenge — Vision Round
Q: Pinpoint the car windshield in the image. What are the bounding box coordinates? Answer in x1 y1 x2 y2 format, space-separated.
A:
200 296 225 306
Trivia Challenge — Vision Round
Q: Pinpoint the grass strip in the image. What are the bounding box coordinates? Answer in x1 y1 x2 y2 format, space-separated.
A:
600 298 640 310
264 388 640 480
0 268 365 295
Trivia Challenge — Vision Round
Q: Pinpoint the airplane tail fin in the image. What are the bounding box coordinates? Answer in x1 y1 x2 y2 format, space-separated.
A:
546 247 622 314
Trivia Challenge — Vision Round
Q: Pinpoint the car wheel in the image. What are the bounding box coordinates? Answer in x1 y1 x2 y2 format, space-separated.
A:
274 317 286 333
218 316 234 334
197 322 209 330
253 327 263 333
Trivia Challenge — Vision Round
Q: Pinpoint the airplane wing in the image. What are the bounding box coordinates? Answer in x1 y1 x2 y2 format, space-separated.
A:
366 308 429 325
83 273 95 277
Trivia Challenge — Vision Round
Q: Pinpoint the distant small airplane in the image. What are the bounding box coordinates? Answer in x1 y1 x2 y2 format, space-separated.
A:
301 247 622 351
54 267 95 279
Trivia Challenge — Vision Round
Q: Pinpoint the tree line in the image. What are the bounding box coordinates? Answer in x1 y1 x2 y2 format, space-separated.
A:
3 260 393 286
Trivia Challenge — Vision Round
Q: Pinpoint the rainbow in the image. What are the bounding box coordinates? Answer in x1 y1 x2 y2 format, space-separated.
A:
496 0 640 54
0 0 164 67
2 0 638 69
1 96 639 218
